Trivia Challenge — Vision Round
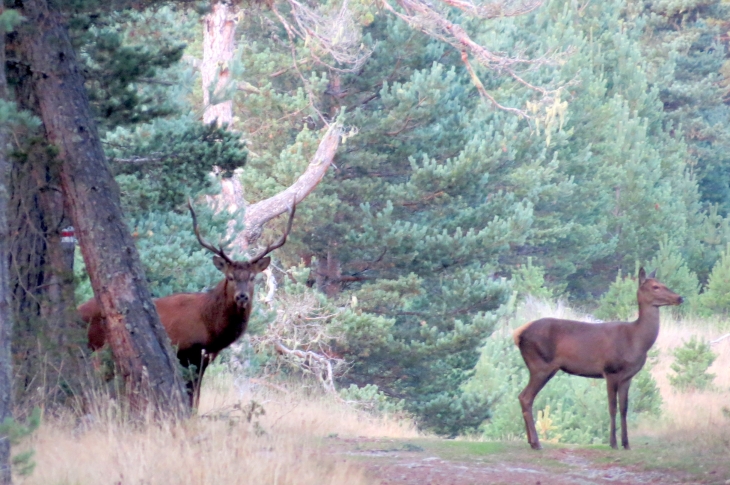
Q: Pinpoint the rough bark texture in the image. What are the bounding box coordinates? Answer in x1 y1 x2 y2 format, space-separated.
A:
3 44 83 407
13 0 188 415
6 139 82 406
0 15 14 484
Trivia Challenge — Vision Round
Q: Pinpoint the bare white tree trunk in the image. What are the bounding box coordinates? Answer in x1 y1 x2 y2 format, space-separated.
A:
202 2 239 127
201 2 344 249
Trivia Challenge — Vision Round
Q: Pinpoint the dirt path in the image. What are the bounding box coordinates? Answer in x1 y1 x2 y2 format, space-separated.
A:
331 438 728 485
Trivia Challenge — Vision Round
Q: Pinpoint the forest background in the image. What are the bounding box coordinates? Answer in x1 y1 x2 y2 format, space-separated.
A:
1 0 730 475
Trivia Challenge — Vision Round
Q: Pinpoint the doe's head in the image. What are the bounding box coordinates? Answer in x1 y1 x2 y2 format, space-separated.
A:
637 267 684 307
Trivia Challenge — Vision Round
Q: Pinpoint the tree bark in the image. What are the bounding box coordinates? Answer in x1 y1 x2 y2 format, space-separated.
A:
0 12 14 484
13 0 188 415
3 42 84 406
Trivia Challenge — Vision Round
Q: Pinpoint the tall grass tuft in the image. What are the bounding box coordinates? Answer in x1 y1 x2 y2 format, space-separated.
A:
19 371 417 485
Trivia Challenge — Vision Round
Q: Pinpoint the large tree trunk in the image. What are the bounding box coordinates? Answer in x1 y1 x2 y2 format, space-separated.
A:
13 0 188 415
7 139 82 406
0 14 15 485
3 43 83 407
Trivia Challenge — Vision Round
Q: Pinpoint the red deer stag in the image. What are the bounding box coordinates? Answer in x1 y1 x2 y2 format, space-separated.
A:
80 200 295 407
513 268 682 450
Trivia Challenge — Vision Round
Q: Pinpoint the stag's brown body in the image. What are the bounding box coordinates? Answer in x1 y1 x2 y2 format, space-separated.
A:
81 201 294 407
514 268 683 450
83 277 252 356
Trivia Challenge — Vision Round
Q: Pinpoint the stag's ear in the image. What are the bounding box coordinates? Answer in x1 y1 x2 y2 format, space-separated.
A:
252 256 271 272
648 269 657 279
212 255 228 272
638 267 647 285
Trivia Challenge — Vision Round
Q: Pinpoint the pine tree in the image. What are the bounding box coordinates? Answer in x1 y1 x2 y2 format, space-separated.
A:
5 4 198 403
631 0 730 214
208 0 722 434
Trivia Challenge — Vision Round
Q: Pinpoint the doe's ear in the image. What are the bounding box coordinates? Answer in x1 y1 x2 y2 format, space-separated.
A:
638 267 646 285
648 269 657 279
212 255 228 272
252 256 271 272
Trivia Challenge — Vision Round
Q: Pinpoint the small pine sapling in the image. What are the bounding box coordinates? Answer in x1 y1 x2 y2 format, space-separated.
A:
668 336 717 392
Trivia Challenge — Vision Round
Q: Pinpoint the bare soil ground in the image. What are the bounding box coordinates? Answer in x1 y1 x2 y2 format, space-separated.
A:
329 437 730 485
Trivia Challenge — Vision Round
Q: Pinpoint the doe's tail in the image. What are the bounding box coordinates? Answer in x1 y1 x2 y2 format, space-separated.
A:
512 321 533 347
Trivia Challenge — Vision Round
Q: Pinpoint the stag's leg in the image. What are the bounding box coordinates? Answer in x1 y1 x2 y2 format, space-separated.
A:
177 345 206 409
192 351 215 410
518 368 558 450
618 378 632 450
605 375 620 449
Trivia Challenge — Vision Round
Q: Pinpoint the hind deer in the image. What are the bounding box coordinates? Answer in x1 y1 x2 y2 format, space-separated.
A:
513 268 683 450
80 200 295 407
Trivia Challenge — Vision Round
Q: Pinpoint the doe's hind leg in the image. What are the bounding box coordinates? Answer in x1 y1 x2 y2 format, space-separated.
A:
518 368 558 450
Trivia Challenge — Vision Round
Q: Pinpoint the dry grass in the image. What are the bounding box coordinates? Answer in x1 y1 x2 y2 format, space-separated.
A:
18 298 730 484
637 314 730 445
19 373 417 485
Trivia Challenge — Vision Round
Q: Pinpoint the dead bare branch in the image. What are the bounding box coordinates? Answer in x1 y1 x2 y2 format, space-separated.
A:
247 288 348 396
440 0 544 18
379 0 567 120
240 122 343 246
283 0 371 72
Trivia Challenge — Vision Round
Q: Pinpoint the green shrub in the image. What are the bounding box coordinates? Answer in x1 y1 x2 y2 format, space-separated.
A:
631 349 663 415
700 243 730 315
668 336 717 392
512 257 553 301
339 384 406 416
595 270 638 321
0 407 41 477
649 239 700 314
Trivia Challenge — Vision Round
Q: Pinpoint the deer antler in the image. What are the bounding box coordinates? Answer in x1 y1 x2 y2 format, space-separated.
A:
187 198 234 265
249 202 296 263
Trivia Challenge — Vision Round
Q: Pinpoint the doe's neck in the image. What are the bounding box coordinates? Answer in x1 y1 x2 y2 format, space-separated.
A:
634 303 662 349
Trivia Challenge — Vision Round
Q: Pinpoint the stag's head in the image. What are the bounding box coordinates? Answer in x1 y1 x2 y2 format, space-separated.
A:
212 255 271 308
188 199 296 309
637 267 684 307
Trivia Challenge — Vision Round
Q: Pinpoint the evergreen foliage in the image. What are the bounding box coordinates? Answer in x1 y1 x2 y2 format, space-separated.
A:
222 0 719 434
649 238 701 312
595 270 640 322
68 5 198 129
700 242 730 314
632 0 730 216
11 0 730 435
512 257 553 301
106 117 247 214
668 336 717 392
0 407 40 477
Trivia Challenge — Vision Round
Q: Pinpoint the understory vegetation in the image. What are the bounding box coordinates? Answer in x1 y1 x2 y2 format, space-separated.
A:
6 0 730 477
17 300 730 484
